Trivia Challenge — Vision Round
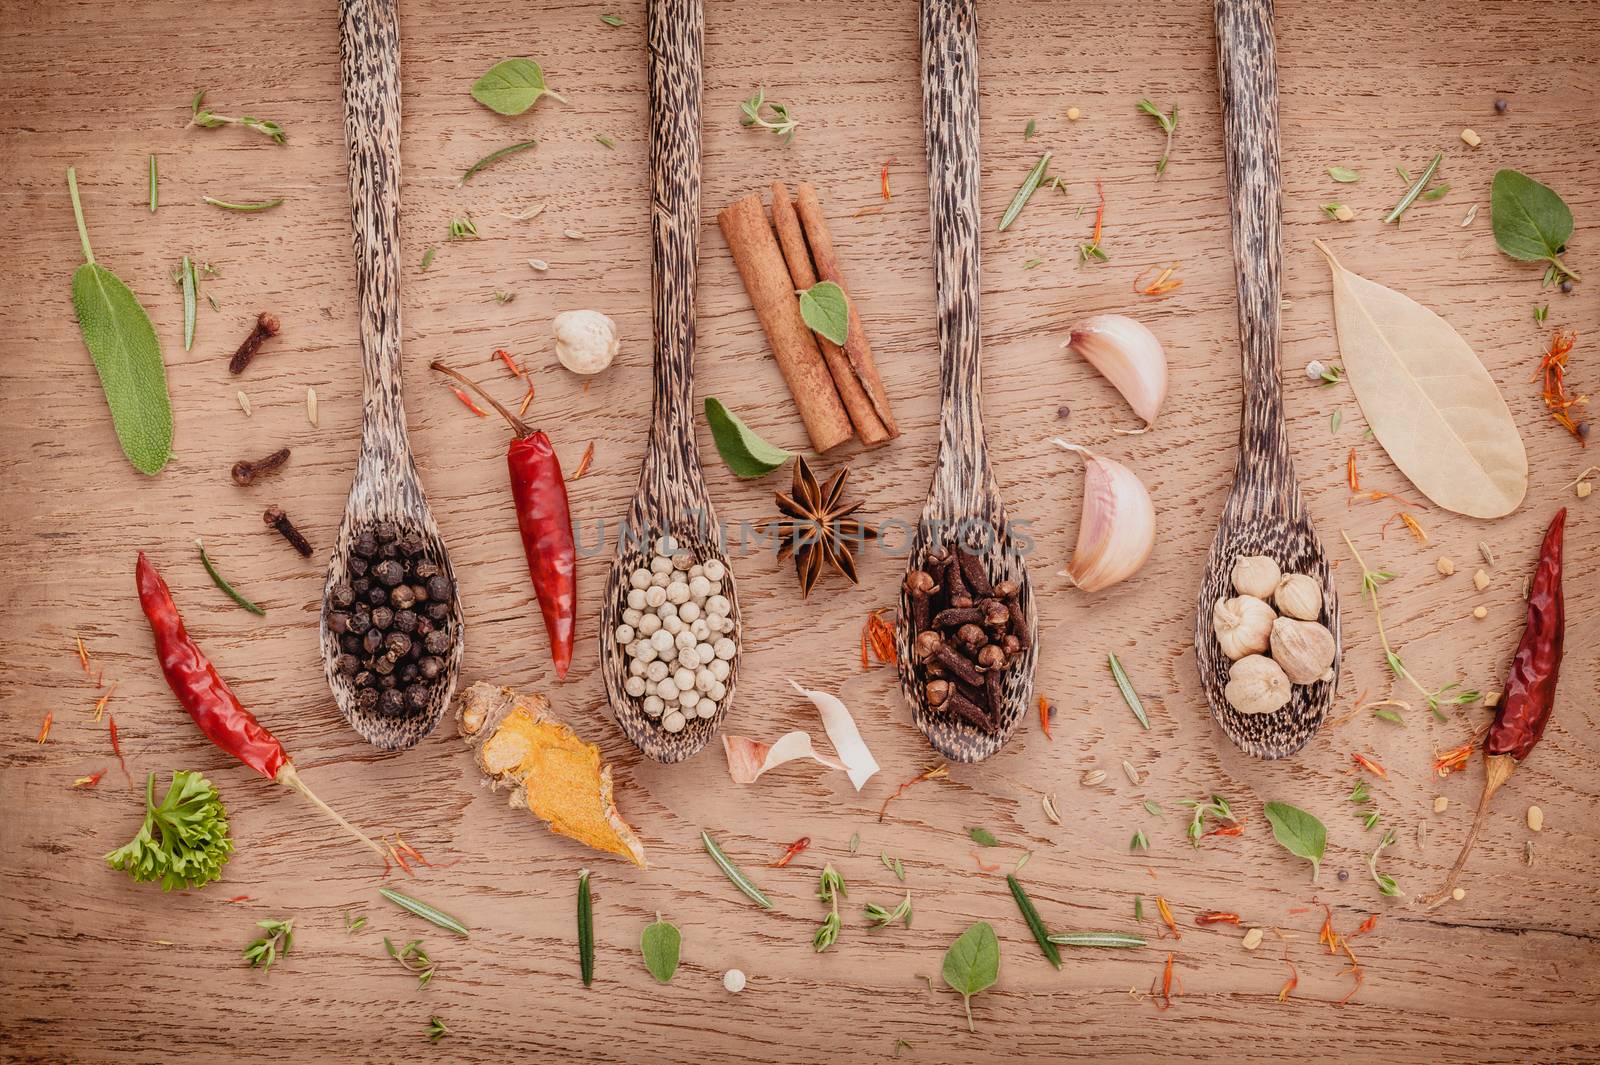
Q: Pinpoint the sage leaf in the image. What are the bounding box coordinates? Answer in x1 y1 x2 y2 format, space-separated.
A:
797 280 850 346
941 921 1000 1032
66 168 173 475
1491 169 1580 281
704 397 791 478
471 58 566 116
1315 239 1526 518
1263 801 1327 882
459 140 538 185
640 915 680 984
1327 166 1360 183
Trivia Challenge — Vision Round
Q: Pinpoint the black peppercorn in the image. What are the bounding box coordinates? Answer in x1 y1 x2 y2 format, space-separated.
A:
1337 868 1350 882
374 560 405 587
414 559 440 580
426 574 451 602
398 662 419 684
378 673 397 690
377 542 400 561
336 653 360 676
367 585 388 606
340 634 362 655
418 656 443 680
348 609 372 635
353 531 377 558
1561 279 1574 294
424 630 452 655
371 606 394 630
372 654 396 676
410 582 430 603
353 670 374 690
348 557 369 579
358 687 380 712
390 584 416 610
378 688 405 716
362 629 384 655
384 631 412 658
375 521 399 543
327 611 351 635
426 600 450 621
414 616 435 637
403 686 429 712
1494 98 1508 113
351 576 371 595
393 609 419 634
331 583 356 610
399 531 426 556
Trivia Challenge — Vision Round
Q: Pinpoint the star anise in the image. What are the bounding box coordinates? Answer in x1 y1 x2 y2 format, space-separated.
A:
765 456 877 596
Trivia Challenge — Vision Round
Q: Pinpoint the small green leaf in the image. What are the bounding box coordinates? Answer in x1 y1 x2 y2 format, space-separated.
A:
1327 166 1360 183
967 826 999 847
999 152 1051 231
459 140 538 184
1263 801 1327 882
941 921 1000 1032
1491 169 1576 275
640 915 681 983
1023 118 1036 140
421 248 437 270
797 280 850 346
599 12 623 26
703 397 792 478
471 58 566 116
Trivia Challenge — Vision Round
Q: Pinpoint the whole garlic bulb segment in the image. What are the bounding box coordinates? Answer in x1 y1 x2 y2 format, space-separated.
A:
1273 573 1323 621
1063 314 1169 429
1212 594 1275 660
1270 617 1337 685
1225 655 1293 715
1230 554 1281 599
1052 440 1155 593
552 309 620 374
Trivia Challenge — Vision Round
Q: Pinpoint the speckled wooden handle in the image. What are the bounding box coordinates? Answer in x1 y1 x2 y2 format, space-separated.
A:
339 0 411 480
920 0 989 513
1216 0 1292 511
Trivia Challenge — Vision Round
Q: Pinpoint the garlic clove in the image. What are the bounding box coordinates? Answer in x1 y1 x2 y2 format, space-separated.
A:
1230 554 1281 599
1212 594 1275 661
1063 314 1169 430
1224 654 1292 716
1273 572 1323 621
1052 439 1155 593
1270 617 1337 685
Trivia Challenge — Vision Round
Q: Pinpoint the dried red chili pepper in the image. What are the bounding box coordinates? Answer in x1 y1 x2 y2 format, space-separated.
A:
770 836 810 867
430 362 577 679
1421 508 1566 906
135 552 383 859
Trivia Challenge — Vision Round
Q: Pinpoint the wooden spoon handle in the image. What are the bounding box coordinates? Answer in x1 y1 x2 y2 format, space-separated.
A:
646 0 704 486
1215 0 1291 486
920 0 988 491
338 0 409 463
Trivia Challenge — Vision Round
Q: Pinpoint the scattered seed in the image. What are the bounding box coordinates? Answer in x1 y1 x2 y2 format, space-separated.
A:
564 229 585 240
1066 106 1082 121
528 258 549 272
1042 793 1062 825
1451 887 1467 901
1526 805 1544 832
1241 927 1264 951
1478 541 1495 566
1460 203 1480 227
1523 840 1535 865
1433 796 1448 813
1416 822 1427 849
1081 769 1107 788
1460 128 1482 147
1333 204 1354 222
1472 606 1488 620
306 386 319 427
1472 568 1490 591
1484 690 1502 708
237 390 253 416
1578 481 1593 499
1121 760 1141 785
1435 556 1455 576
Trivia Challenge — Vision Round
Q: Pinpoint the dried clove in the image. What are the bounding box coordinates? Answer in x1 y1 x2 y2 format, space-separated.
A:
904 569 938 632
229 312 281 374
933 606 982 629
945 690 991 730
956 547 993 596
924 679 951 708
231 446 291 486
263 505 312 557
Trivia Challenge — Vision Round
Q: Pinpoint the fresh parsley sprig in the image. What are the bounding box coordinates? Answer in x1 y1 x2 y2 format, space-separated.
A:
105 771 233 891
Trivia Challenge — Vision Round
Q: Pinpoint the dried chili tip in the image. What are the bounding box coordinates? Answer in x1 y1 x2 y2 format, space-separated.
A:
1203 819 1246 838
72 769 107 789
1194 912 1241 925
36 711 52 744
769 836 810 867
880 158 895 201
1351 752 1388 780
1038 694 1053 740
1347 448 1361 492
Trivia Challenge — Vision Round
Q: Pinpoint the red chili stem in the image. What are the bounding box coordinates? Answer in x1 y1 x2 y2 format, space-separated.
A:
431 361 530 435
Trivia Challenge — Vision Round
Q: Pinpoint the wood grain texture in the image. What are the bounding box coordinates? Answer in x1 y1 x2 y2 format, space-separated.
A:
1197 0 1341 759
1 0 1598 1063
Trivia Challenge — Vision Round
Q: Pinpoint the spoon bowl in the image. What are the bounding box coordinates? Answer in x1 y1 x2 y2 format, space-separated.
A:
1197 0 1339 758
894 0 1038 764
320 0 463 751
598 0 739 764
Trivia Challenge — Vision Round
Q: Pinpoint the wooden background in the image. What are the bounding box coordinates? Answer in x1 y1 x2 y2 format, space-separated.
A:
1 1 1596 1062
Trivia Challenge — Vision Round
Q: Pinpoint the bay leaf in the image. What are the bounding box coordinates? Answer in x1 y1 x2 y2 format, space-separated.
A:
1315 240 1526 518
703 397 791 478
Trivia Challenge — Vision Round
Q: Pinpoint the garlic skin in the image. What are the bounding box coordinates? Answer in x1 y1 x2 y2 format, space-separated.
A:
1225 655 1293 715
1063 314 1169 429
1212 595 1275 660
1270 617 1337 685
1052 439 1155 593
1230 555 1281 599
1273 573 1323 621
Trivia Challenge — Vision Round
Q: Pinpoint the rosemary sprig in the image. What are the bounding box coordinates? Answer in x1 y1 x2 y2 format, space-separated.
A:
739 88 798 141
197 537 265 616
1384 152 1443 223
190 90 286 144
999 153 1051 232
459 140 538 185
1136 99 1178 176
203 196 284 213
813 864 846 951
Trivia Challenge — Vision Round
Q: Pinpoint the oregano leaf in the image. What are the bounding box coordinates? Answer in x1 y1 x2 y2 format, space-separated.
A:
470 58 566 116
1263 801 1326 882
941 921 1000 1032
640 916 681 984
797 280 850 346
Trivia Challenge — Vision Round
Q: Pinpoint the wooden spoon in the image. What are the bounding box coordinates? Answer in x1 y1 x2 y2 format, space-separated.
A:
893 0 1039 764
596 0 740 764
318 0 464 751
1195 0 1340 759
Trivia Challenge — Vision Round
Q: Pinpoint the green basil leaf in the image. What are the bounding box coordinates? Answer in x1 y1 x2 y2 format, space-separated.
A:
1491 169 1574 264
941 921 1000 1032
797 280 850 346
67 169 173 475
704 397 791 478
967 826 999 847
1327 166 1360 183
471 58 566 116
640 916 681 984
1263 801 1326 882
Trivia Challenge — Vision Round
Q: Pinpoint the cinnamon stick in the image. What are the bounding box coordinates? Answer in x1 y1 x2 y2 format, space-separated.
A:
717 194 853 453
770 182 891 446
794 182 898 438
